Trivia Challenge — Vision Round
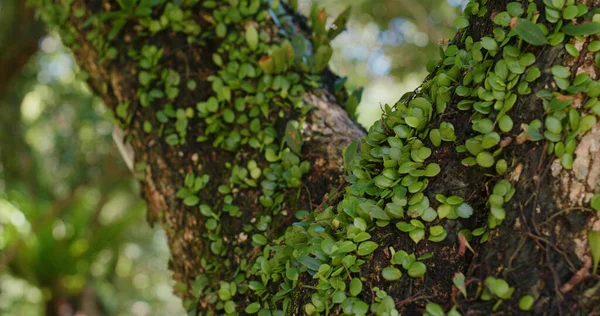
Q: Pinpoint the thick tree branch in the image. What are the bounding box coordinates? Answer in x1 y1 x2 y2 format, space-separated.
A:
30 0 600 314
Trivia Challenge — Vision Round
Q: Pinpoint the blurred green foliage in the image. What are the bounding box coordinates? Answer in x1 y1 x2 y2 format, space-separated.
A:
0 0 462 314
311 0 466 125
0 35 183 315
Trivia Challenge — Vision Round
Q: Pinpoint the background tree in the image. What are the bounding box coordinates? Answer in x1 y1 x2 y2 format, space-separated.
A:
4 0 600 315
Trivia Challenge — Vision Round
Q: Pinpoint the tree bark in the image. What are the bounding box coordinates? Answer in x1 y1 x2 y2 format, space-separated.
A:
30 0 600 315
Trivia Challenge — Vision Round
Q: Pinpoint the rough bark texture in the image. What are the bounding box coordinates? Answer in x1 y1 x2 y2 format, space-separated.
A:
30 0 600 314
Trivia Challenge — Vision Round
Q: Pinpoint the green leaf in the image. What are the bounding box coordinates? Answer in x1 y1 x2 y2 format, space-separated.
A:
409 228 425 244
382 266 402 281
252 234 268 246
481 37 498 50
314 45 333 72
246 25 259 50
476 151 495 168
408 261 426 278
548 96 572 112
589 231 600 275
349 278 362 296
498 115 513 132
245 302 261 314
519 295 534 311
285 121 303 154
286 267 299 281
343 140 359 174
224 301 236 314
454 16 469 29
298 256 322 272
328 7 351 40
562 22 600 36
405 117 420 128
446 196 464 205
511 18 548 46
354 218 367 231
453 273 467 297
396 222 416 232
425 303 445 316
551 65 570 78
360 202 390 220
357 241 379 256
506 2 524 17
591 194 600 211
184 195 200 206
429 129 442 147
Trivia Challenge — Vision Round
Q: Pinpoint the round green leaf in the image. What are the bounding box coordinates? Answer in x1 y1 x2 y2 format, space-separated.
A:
425 163 441 177
496 159 508 175
426 303 445 316
357 241 379 256
498 115 513 132
408 261 426 278
184 195 200 206
349 278 362 296
519 295 535 311
481 37 498 51
246 25 259 50
382 266 402 281
245 302 261 314
476 151 495 168
591 194 600 211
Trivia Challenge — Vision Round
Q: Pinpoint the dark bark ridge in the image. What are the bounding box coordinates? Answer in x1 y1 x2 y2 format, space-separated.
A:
30 0 600 315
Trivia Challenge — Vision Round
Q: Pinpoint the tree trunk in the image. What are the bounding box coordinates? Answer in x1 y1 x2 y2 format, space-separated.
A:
30 0 600 315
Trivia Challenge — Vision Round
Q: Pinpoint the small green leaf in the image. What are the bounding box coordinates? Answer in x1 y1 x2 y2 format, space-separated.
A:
314 44 333 72
405 117 420 128
481 37 498 51
328 7 351 39
476 151 495 168
224 301 236 314
357 241 379 256
453 273 467 297
408 261 426 278
498 115 513 132
429 129 442 147
506 2 524 17
496 159 508 175
454 16 469 29
184 195 200 206
252 234 268 246
409 228 425 244
519 295 534 311
360 203 390 221
457 203 473 218
425 303 445 316
396 222 416 232
589 41 600 52
589 231 600 275
246 25 259 50
579 115 597 134
245 302 261 314
562 22 600 36
343 140 359 174
349 278 362 296
285 121 303 154
446 196 464 205
591 194 600 211
382 266 402 281
286 267 299 281
551 65 570 78
511 18 548 46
